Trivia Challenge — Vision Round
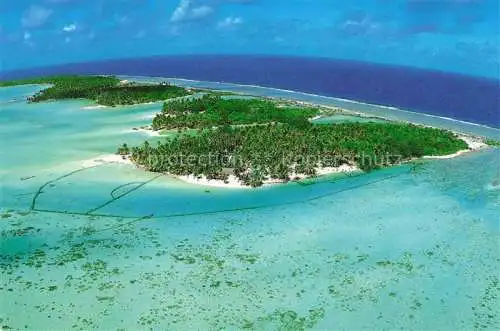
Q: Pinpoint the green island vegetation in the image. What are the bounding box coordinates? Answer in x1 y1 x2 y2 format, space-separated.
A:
0 75 192 106
0 75 469 187
152 94 319 130
126 94 468 187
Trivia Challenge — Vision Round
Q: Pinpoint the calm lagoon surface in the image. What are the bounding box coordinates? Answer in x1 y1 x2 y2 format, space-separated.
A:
0 82 499 330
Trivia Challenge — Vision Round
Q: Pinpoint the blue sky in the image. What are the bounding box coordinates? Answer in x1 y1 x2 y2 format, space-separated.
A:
1 0 499 78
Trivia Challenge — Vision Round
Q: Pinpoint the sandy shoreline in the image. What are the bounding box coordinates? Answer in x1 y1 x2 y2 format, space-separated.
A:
76 93 491 189
178 164 360 189
176 135 487 188
82 105 108 110
77 133 487 189
80 154 133 167
170 134 488 189
178 175 253 189
422 135 487 159
76 132 489 189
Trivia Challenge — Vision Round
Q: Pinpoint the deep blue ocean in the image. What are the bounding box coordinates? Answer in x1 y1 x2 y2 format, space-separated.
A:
1 55 499 127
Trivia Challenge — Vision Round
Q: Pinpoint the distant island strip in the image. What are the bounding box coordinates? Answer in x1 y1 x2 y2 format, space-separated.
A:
0 75 191 106
2 75 495 188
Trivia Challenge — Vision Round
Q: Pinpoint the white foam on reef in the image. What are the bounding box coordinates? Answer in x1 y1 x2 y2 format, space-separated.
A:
118 75 499 132
393 109 496 130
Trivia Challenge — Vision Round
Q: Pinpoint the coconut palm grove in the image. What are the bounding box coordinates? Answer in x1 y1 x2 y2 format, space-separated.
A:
1 0 499 330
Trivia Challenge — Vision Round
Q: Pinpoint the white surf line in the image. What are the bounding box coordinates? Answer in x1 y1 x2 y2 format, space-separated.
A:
117 75 499 133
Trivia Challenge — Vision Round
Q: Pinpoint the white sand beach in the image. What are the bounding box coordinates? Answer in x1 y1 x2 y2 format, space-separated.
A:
423 134 487 159
80 154 133 167
459 134 488 150
81 105 108 110
178 174 252 189
177 163 359 189
176 134 489 189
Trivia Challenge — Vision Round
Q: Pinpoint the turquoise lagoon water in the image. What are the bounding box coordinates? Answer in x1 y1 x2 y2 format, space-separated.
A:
0 83 499 330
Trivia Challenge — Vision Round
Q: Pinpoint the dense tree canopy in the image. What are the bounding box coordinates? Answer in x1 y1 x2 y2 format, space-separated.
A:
152 95 319 130
0 75 469 187
129 122 468 187
0 75 191 106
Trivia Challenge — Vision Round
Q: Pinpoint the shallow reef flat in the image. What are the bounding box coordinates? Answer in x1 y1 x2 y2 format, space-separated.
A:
0 154 500 330
0 83 499 330
1 149 499 329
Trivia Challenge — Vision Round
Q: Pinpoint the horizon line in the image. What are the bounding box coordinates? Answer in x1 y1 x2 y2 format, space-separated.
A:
2 54 498 82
